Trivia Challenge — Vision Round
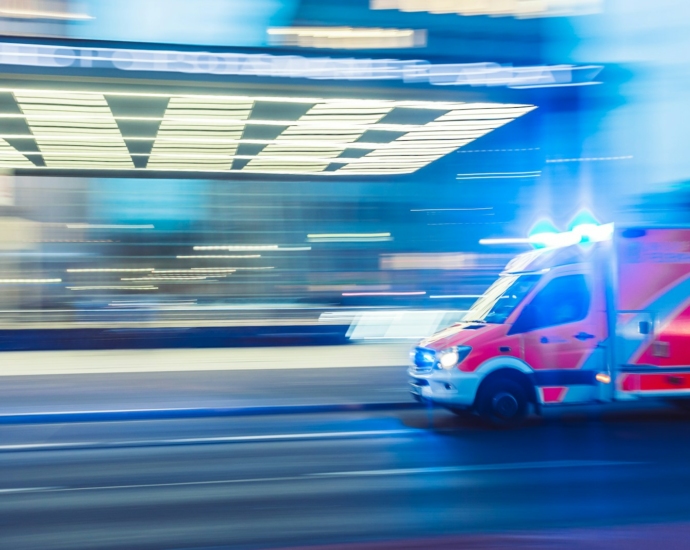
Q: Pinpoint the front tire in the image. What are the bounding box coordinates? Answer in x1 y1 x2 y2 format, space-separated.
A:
477 378 528 427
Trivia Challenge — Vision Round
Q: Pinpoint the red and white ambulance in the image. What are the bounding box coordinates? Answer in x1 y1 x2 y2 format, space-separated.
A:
409 225 690 424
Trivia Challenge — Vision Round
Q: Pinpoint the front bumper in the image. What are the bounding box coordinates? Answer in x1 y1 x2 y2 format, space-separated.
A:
408 366 481 409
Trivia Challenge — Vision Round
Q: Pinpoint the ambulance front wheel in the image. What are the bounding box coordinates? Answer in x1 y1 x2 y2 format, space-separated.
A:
477 378 528 427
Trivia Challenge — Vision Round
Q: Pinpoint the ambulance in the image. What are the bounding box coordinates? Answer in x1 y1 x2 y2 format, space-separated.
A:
409 225 690 424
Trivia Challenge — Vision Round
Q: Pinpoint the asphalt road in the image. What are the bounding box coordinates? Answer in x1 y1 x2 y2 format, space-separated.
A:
3 407 690 549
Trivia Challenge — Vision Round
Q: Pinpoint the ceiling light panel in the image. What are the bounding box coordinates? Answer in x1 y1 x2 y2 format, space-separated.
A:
243 101 394 173
13 91 134 169
147 97 253 170
0 89 536 175
337 104 536 174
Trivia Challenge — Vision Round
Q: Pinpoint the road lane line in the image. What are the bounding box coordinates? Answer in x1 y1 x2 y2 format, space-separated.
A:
0 487 58 493
0 429 419 452
307 460 642 478
0 403 421 425
0 460 643 495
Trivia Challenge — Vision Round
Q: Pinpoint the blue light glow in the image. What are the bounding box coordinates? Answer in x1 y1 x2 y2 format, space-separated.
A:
70 0 299 47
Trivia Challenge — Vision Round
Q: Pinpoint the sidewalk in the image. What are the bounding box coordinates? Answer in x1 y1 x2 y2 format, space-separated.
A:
0 344 411 376
0 346 415 418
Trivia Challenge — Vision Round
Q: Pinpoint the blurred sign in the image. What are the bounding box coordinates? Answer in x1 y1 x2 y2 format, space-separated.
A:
0 0 296 47
380 252 512 270
267 26 427 50
371 0 602 18
0 0 91 20
0 174 13 206
0 42 601 87
0 217 40 249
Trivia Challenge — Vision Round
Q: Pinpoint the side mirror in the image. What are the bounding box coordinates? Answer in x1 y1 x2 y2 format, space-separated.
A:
639 321 651 335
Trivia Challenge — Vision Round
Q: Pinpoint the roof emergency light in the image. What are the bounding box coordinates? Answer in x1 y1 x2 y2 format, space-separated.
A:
480 222 613 249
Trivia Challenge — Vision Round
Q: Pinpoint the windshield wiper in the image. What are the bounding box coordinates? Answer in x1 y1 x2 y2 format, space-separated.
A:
461 319 487 324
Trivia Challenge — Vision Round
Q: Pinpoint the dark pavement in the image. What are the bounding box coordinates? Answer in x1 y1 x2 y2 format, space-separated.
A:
2 405 690 549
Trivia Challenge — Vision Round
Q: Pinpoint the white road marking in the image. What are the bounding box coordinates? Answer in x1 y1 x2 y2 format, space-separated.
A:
0 460 641 495
308 460 641 477
0 429 418 452
0 487 58 493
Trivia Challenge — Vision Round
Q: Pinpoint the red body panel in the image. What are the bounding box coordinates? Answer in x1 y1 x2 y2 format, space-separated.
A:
620 372 690 392
635 302 690 366
618 229 690 370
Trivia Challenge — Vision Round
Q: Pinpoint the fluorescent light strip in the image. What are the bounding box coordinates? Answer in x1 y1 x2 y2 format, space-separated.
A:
0 8 94 20
1 151 365 164
153 269 235 274
194 245 278 251
66 224 154 229
0 113 419 132
0 164 444 176
342 291 426 296
429 295 483 299
0 279 61 284
121 276 212 281
411 207 493 211
190 267 274 270
176 255 261 259
192 245 312 251
67 286 158 290
456 171 541 180
67 268 154 273
307 233 392 242
0 135 407 150
188 268 238 272
0 88 473 111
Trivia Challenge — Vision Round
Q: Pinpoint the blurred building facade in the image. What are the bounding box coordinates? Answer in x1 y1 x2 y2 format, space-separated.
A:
0 0 686 322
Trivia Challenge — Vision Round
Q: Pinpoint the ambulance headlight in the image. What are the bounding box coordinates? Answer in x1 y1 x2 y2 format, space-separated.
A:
436 346 472 370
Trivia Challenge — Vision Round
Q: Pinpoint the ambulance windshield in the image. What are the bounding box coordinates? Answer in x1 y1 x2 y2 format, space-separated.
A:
463 274 541 324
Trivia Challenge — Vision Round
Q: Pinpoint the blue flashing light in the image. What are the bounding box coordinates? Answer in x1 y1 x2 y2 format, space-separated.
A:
528 219 560 249
529 231 580 248
528 219 559 238
530 223 614 249
573 223 614 243
568 210 600 232
481 221 613 250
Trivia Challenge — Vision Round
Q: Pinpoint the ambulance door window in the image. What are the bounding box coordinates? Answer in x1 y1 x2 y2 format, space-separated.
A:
511 275 590 333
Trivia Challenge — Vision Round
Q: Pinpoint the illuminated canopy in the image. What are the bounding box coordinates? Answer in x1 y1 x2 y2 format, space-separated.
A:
0 88 535 175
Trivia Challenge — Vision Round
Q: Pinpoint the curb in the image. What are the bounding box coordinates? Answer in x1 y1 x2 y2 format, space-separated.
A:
0 402 423 425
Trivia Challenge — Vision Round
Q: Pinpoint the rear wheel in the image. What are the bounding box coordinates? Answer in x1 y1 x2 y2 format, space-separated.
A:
477 378 528 427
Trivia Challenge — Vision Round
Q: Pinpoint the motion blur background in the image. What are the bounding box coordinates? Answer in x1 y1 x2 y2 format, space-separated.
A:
5 3 690 550
0 0 688 342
